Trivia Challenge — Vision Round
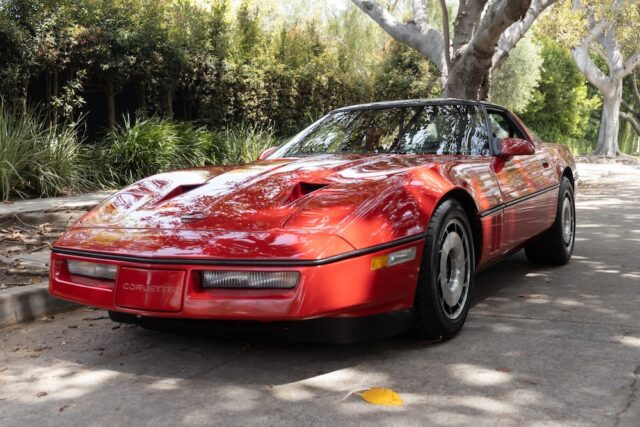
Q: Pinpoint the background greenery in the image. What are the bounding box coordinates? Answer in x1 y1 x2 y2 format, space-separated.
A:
0 0 636 200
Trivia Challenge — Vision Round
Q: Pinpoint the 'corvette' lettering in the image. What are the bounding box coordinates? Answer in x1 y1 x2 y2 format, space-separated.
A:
122 283 175 293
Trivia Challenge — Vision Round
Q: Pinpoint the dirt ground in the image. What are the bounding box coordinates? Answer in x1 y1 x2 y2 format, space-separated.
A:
0 211 87 289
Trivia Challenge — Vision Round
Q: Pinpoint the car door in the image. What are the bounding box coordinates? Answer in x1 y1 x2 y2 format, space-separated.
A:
485 108 558 252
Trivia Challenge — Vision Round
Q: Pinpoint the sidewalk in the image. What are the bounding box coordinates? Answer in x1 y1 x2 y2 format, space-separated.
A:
0 190 114 220
1 191 114 326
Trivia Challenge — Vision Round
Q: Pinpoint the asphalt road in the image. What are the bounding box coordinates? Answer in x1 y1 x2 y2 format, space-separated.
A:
1 166 639 427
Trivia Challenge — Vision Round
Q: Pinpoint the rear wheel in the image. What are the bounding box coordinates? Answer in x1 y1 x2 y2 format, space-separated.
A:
524 177 575 265
411 199 475 340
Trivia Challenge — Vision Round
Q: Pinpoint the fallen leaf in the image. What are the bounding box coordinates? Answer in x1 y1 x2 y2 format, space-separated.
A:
357 388 403 406
36 392 48 398
59 405 70 412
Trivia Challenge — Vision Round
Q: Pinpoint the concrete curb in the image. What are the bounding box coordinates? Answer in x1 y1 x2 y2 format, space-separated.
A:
0 281 78 328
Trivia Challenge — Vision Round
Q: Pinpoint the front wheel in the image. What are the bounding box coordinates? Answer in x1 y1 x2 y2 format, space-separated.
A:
524 177 575 265
411 199 475 341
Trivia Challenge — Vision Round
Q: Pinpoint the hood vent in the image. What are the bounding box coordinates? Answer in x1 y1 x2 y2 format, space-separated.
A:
285 182 329 204
149 183 204 207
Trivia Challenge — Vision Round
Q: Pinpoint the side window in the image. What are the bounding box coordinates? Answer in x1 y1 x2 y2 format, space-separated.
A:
464 106 490 156
397 104 489 156
487 110 525 140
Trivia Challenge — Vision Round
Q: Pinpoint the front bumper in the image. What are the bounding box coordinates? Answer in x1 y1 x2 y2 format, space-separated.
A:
49 240 423 322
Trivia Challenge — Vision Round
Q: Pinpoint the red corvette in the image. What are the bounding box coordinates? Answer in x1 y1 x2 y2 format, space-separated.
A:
49 99 577 342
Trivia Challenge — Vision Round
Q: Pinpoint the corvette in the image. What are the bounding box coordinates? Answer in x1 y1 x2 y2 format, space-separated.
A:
49 99 577 342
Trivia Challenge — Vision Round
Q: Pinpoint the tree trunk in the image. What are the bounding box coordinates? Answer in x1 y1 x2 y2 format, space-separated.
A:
441 56 489 99
165 87 173 120
52 71 59 125
593 80 622 156
21 80 29 114
104 80 116 130
137 84 147 115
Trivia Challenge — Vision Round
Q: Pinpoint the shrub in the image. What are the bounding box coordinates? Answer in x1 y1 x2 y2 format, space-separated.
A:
94 116 219 186
0 100 91 200
215 124 278 165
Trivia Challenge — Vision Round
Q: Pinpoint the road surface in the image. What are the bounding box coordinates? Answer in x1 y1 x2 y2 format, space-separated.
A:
1 165 639 426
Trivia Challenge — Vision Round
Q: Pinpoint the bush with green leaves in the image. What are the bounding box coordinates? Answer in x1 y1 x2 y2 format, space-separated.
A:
0 101 91 200
93 117 277 186
214 124 278 165
93 117 219 186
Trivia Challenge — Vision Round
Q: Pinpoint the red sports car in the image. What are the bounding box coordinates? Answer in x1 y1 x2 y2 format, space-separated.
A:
50 99 577 342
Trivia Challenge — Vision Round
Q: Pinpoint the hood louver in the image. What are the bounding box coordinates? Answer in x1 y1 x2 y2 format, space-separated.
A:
285 182 329 204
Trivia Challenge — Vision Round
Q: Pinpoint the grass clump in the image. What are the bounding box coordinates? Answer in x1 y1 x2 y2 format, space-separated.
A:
0 101 92 200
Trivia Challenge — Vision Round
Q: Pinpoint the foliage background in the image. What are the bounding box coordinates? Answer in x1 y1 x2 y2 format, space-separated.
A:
0 0 636 199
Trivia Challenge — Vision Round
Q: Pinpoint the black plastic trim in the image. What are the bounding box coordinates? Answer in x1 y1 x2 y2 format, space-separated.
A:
52 233 427 267
478 184 560 218
111 309 414 343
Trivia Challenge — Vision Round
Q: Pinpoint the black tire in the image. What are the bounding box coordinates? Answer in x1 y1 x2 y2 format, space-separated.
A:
524 177 575 265
410 199 475 341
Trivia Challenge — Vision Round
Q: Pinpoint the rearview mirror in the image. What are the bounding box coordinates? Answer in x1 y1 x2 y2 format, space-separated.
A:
498 138 535 157
258 146 278 160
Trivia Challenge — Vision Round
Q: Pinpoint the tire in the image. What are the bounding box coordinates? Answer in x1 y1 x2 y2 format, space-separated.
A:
524 177 575 265
410 199 475 341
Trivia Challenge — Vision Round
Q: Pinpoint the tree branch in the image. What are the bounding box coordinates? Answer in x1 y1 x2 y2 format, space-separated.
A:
631 71 640 105
492 0 559 69
570 18 612 93
619 52 640 78
468 0 532 61
412 0 430 34
451 0 488 54
572 44 612 93
622 99 639 115
350 0 446 72
438 0 452 70
620 111 640 136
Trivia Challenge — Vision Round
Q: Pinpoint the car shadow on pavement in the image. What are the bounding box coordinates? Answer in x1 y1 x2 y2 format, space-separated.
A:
2 182 640 425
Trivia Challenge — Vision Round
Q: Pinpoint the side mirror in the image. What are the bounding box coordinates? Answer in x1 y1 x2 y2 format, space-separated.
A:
258 146 278 161
498 138 535 157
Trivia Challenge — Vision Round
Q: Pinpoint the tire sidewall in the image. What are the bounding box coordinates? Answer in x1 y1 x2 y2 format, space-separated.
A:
557 178 576 261
423 200 475 335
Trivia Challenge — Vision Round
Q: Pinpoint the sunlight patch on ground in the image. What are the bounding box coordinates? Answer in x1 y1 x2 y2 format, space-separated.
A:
449 364 512 386
619 335 640 348
2 365 119 402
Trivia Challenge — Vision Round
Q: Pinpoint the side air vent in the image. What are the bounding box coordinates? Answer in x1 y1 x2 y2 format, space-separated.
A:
285 182 329 204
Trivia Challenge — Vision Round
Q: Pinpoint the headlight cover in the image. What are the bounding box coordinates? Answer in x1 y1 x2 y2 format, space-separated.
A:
67 260 118 280
201 271 299 289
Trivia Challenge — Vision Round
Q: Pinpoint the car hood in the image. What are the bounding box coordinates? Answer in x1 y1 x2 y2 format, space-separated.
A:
78 155 445 231
59 154 458 255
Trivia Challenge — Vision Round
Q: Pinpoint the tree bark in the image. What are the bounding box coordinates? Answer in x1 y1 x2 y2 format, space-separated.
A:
104 80 116 130
52 71 59 125
594 80 623 156
352 0 540 100
166 87 174 120
21 80 29 115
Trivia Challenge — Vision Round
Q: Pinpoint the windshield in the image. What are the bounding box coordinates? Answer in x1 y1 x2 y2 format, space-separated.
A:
274 104 490 157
